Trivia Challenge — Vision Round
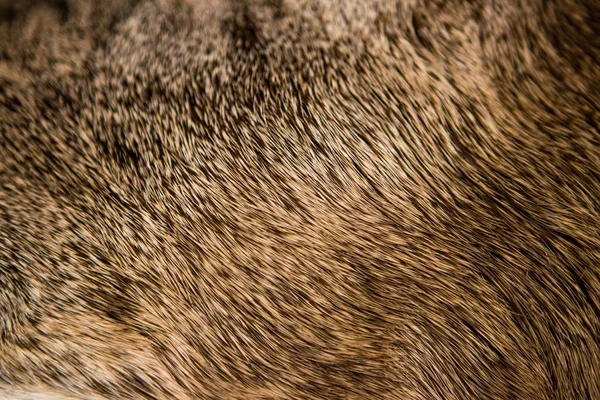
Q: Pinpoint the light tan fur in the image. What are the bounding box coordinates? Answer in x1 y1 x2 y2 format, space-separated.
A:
1 0 599 398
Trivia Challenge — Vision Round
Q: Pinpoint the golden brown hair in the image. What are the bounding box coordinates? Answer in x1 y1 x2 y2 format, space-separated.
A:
1 0 599 398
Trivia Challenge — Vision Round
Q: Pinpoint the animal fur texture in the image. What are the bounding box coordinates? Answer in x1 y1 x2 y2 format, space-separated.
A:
0 0 599 398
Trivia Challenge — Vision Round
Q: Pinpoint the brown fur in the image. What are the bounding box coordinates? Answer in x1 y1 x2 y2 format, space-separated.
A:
1 0 599 398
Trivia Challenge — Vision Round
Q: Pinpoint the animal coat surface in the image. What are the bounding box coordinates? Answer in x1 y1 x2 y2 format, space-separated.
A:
0 0 599 399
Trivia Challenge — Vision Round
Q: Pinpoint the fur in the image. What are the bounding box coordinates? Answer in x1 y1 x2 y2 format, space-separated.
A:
1 0 599 398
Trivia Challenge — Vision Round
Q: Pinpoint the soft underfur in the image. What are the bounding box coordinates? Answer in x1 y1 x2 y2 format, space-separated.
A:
0 0 599 399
